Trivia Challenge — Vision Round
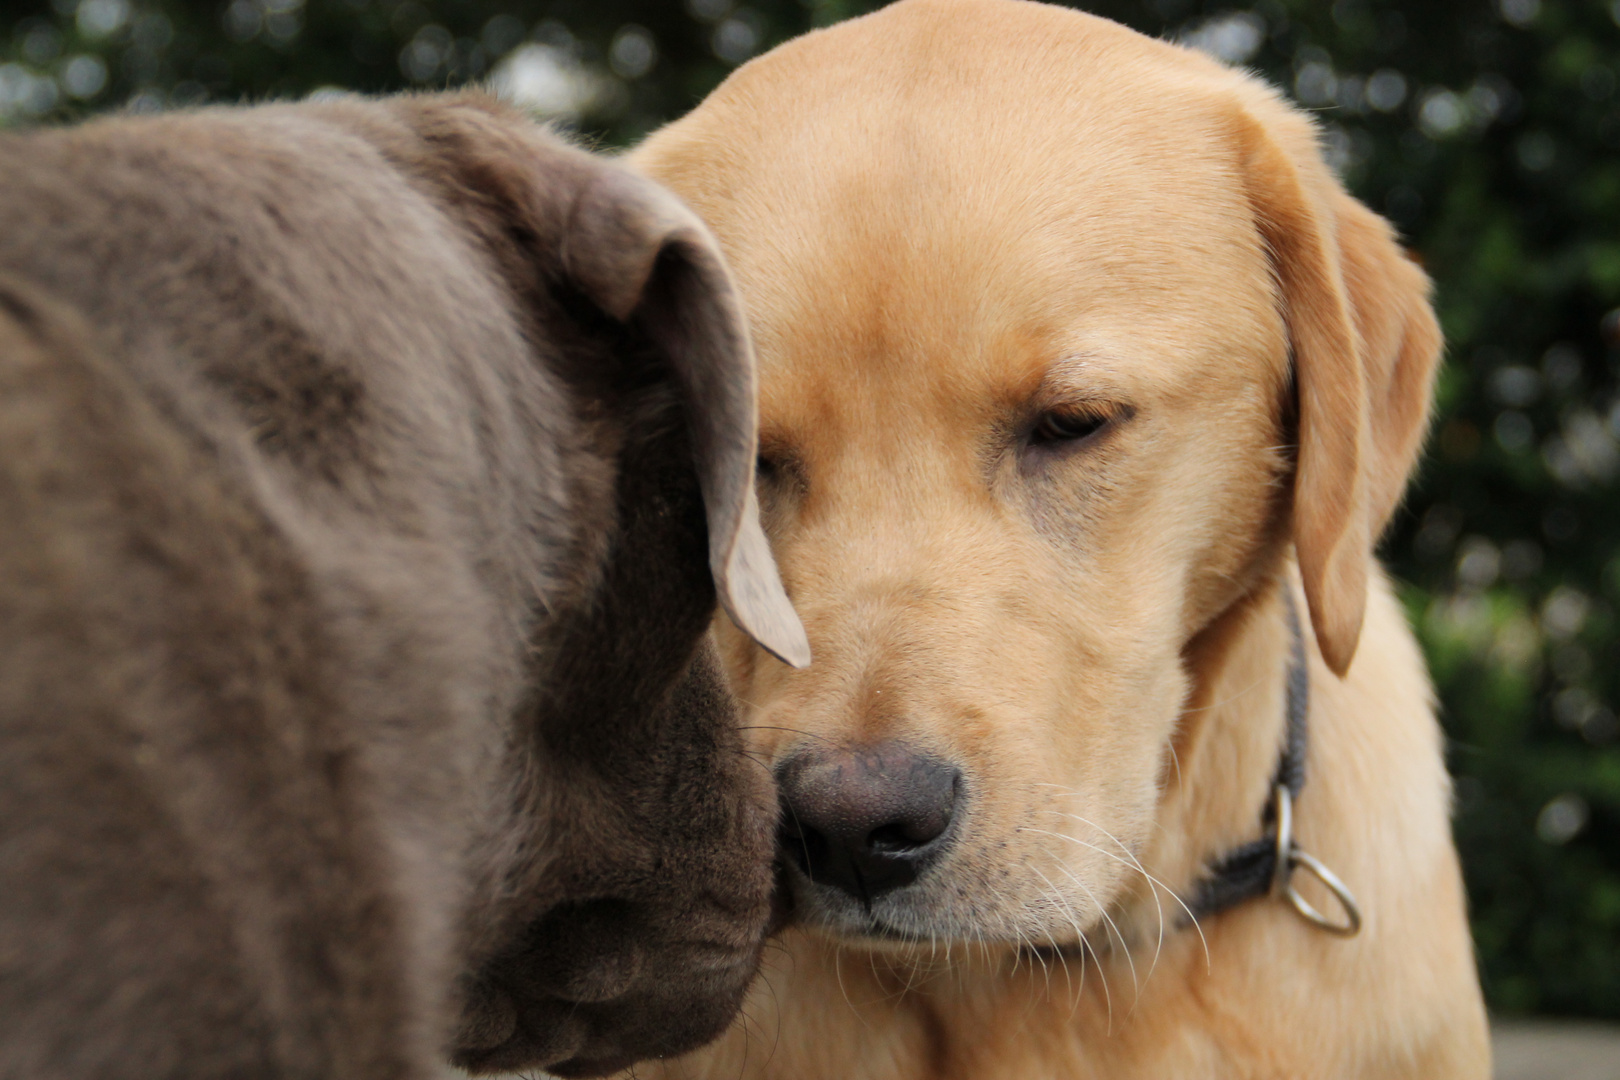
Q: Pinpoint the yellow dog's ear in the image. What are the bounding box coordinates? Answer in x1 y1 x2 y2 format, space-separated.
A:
1236 105 1441 676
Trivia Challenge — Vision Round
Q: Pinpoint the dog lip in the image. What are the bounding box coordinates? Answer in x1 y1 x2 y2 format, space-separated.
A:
786 869 932 943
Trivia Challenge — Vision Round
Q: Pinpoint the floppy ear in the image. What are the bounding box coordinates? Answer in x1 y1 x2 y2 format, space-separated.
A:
1236 108 1441 676
565 168 811 668
343 94 807 666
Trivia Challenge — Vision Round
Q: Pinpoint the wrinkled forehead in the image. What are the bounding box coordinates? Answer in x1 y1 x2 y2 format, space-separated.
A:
680 101 1289 443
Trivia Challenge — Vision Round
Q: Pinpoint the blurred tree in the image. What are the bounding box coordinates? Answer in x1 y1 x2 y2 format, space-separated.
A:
4 0 1618 1020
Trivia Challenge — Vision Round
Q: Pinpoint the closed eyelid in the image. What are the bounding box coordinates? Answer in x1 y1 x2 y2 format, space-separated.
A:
1039 351 1137 401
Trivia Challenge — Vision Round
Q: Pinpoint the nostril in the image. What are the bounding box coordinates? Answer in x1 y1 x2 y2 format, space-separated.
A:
865 797 953 851
867 823 926 854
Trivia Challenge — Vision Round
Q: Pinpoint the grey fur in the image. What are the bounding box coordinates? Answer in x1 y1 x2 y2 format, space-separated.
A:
0 92 799 1079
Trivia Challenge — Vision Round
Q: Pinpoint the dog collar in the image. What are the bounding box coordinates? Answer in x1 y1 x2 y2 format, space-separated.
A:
1183 590 1362 937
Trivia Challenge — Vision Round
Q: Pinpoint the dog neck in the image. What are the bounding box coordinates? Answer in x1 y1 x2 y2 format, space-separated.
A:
1124 566 1304 946
1180 588 1310 918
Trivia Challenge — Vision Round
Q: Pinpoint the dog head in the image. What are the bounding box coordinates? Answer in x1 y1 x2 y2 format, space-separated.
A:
634 0 1437 953
314 96 809 1074
0 93 804 1077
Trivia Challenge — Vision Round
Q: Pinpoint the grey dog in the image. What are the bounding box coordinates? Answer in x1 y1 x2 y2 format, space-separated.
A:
0 92 807 1079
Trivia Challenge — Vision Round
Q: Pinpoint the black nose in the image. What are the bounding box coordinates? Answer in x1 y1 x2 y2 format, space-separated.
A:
777 742 961 904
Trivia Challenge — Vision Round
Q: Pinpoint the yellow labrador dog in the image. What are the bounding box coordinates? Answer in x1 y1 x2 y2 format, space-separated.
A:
628 1 1490 1076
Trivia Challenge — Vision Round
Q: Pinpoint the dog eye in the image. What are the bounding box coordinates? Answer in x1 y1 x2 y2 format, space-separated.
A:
1031 409 1108 445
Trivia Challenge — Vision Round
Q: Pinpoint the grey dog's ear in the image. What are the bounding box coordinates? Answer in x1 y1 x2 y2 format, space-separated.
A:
565 168 810 668
351 94 807 666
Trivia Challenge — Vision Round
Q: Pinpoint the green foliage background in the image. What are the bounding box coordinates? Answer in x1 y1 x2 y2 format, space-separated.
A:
4 0 1618 1019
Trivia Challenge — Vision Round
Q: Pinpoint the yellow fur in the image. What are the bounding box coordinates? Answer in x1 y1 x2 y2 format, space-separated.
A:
629 1 1490 1075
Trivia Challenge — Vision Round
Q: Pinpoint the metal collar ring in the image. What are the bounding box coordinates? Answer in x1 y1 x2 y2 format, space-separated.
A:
1269 784 1362 938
